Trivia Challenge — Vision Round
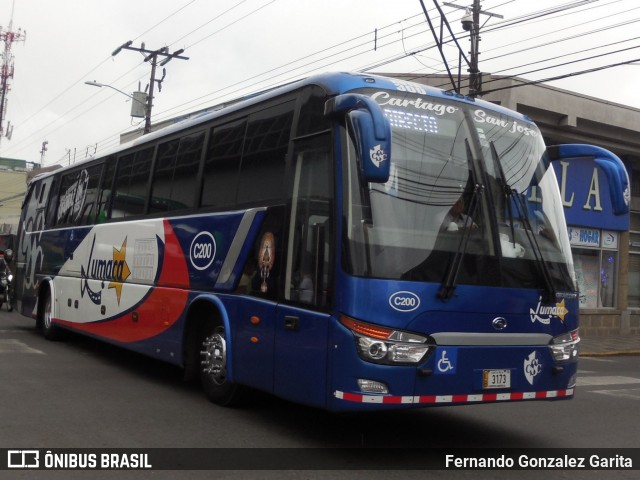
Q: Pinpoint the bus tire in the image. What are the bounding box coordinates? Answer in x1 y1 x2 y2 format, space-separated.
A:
39 290 60 341
199 319 241 406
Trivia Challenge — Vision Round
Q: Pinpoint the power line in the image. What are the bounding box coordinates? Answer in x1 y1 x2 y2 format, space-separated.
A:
1 0 198 162
9 0 640 164
92 2 640 151
362 1 640 93
480 56 640 95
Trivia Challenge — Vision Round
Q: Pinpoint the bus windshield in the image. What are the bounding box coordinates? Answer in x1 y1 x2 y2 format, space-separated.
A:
342 88 576 293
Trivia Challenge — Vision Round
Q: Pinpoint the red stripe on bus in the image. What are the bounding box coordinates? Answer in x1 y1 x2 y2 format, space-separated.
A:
334 389 574 405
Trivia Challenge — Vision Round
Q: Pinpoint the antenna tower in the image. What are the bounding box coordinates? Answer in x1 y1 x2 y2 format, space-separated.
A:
0 0 26 143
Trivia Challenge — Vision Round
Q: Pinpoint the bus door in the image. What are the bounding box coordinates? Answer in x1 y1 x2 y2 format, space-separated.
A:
274 136 334 408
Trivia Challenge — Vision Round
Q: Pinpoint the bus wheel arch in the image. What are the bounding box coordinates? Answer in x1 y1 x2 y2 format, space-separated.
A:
183 296 242 406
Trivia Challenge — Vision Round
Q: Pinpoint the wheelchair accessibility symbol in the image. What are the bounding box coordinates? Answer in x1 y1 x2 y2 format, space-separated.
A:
436 348 457 374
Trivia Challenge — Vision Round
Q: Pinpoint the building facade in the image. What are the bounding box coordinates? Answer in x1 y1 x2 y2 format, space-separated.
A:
0 158 39 233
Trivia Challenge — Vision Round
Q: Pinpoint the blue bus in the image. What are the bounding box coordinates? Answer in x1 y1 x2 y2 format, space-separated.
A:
15 72 629 411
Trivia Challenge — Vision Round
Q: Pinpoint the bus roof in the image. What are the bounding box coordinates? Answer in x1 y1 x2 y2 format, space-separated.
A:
32 72 533 180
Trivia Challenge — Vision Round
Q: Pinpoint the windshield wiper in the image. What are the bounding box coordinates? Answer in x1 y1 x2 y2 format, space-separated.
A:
438 139 483 300
489 141 556 302
490 141 517 246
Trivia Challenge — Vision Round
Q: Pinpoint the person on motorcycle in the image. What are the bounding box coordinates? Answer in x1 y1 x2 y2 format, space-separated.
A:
0 255 14 312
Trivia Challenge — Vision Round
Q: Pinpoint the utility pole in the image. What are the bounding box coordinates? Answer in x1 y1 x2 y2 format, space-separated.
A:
0 0 26 143
443 1 503 96
112 41 188 134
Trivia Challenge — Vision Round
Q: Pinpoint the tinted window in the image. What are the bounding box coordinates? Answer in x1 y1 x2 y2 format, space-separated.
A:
236 101 294 205
21 182 45 233
54 165 101 227
296 86 330 137
151 131 204 213
285 135 333 308
77 164 104 225
201 119 245 209
96 156 116 222
113 147 154 218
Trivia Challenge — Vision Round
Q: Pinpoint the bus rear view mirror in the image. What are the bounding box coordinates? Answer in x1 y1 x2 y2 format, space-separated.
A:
547 144 630 215
325 94 391 183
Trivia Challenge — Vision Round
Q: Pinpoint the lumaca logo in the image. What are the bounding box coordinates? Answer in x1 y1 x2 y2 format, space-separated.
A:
81 235 131 305
529 297 568 325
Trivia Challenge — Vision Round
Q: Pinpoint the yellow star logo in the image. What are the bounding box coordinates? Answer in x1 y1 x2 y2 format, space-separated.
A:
555 298 568 322
108 238 131 305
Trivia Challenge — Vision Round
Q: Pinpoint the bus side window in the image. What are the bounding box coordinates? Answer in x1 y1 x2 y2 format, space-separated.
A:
22 178 52 233
150 131 203 213
236 101 294 206
113 147 154 218
201 119 245 210
44 177 59 229
53 165 103 227
77 164 104 225
285 134 334 308
96 156 116 222
296 86 331 137
55 170 81 227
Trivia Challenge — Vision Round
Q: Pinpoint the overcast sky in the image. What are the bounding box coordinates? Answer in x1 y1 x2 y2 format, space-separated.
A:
0 0 639 166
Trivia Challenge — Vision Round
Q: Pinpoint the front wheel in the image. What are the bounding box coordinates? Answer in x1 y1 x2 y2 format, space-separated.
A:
199 320 241 406
5 288 12 312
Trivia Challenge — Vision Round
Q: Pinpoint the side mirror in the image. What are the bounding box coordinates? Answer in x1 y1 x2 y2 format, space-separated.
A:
325 93 391 183
547 144 630 215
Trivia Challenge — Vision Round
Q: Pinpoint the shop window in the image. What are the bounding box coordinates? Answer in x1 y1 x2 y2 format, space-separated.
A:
629 252 640 308
573 248 618 308
629 210 640 308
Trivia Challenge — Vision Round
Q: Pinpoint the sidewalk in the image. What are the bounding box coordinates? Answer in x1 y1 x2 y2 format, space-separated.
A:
580 334 640 357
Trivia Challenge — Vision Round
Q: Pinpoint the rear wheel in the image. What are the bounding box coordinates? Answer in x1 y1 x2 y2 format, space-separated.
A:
199 319 241 406
40 291 60 340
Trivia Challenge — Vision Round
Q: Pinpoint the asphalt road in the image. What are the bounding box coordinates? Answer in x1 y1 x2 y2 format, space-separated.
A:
1 309 638 479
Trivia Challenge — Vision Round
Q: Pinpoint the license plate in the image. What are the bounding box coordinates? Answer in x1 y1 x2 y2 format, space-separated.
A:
483 369 511 389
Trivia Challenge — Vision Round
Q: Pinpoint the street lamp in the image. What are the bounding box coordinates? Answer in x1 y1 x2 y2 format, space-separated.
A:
84 80 150 133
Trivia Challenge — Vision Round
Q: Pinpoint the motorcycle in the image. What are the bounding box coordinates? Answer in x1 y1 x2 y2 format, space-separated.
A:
0 257 13 312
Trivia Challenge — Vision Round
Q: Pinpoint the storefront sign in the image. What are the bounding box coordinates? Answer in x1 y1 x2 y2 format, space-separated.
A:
551 158 629 231
568 227 601 247
568 227 619 249
601 230 618 249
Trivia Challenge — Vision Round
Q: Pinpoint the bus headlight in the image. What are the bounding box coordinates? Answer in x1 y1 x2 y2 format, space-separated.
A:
549 329 580 363
358 337 388 360
341 315 433 365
